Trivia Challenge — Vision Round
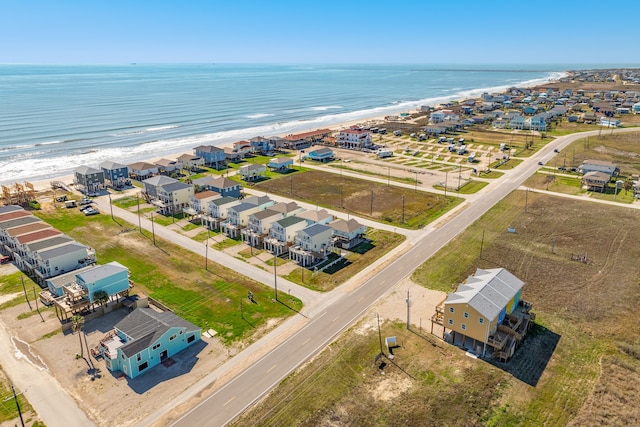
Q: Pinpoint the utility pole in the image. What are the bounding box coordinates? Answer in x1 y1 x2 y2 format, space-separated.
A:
273 251 278 301
401 195 405 224
205 228 210 271
108 192 114 221
21 276 31 311
377 313 384 355
457 167 462 191
137 193 142 233
9 383 25 427
525 187 529 212
414 171 418 192
444 171 448 200
405 290 411 330
480 229 485 258
387 167 390 186
33 288 44 322
150 212 156 246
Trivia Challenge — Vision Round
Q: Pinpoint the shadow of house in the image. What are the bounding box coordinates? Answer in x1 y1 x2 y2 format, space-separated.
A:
126 340 207 394
488 323 560 386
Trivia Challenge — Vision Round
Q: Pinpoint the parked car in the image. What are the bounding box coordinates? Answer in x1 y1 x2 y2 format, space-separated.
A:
84 208 99 216
55 195 68 202
79 198 92 205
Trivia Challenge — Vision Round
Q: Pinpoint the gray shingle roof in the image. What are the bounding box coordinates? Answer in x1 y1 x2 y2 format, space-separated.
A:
0 216 40 230
115 308 199 358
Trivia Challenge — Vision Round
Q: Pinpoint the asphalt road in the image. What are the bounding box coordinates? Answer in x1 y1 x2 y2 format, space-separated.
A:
171 128 640 427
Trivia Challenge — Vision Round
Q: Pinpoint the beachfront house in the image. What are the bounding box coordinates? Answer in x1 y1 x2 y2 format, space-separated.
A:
193 145 226 169
283 129 332 150
238 163 267 181
192 176 242 198
248 136 276 155
154 159 178 175
335 128 372 150
4 223 60 254
433 268 534 361
99 307 201 379
329 218 367 250
578 160 618 176
263 216 307 256
176 154 205 171
13 235 73 271
74 166 105 194
100 161 129 188
267 157 294 172
305 147 335 162
289 223 334 266
232 141 255 157
128 162 159 181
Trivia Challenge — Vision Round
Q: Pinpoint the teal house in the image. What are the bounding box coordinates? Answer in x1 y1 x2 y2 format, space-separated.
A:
100 308 201 378
75 261 130 303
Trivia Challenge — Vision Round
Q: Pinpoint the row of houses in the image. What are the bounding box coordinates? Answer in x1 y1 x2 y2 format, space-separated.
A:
187 191 366 266
0 205 96 286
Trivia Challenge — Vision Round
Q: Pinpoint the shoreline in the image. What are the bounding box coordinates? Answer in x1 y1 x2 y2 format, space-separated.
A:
12 71 567 192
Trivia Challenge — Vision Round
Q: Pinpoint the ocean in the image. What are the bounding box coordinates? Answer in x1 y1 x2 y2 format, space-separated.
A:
0 64 566 185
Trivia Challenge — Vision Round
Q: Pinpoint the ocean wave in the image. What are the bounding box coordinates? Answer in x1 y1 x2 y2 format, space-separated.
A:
310 106 342 111
34 140 63 146
246 113 274 119
146 125 179 132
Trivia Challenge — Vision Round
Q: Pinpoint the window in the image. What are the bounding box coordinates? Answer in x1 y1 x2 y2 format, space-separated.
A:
187 334 196 344
479 317 484 324
464 312 469 318
461 324 467 330
449 307 454 313
136 354 142 362
152 344 160 350
179 330 183 335
448 319 454 325
138 362 148 372
169 334 177 341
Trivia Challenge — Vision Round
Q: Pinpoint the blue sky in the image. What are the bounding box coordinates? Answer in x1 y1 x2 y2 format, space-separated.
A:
2 0 639 64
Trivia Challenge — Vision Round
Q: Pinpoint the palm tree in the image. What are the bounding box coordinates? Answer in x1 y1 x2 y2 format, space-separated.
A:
71 315 85 358
93 290 109 313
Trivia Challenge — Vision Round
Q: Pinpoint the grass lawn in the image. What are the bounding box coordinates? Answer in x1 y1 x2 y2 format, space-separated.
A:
32 207 302 345
112 195 141 209
0 272 39 310
254 170 462 230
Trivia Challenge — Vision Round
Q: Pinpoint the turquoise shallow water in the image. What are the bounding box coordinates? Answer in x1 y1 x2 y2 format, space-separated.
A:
0 63 565 183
